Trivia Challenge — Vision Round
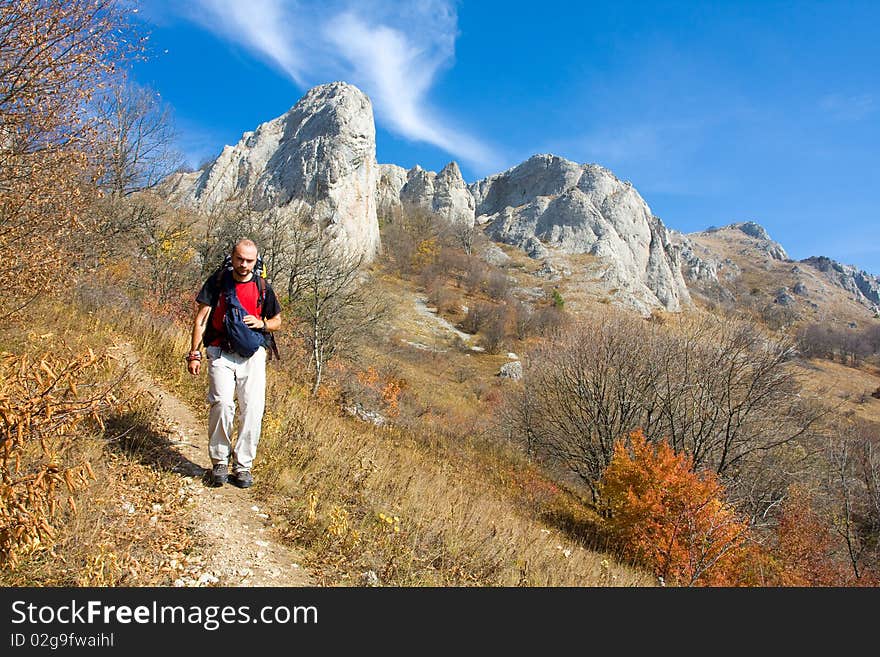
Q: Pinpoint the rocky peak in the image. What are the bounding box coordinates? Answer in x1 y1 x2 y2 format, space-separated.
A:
380 160 476 229
734 221 772 241
468 154 690 312
376 163 408 220
704 221 789 261
159 81 380 261
801 256 880 309
469 154 585 217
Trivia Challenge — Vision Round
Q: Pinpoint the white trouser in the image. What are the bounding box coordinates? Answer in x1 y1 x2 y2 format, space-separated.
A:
206 345 267 474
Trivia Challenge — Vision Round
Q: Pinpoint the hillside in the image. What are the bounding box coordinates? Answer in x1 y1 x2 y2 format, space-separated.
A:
675 222 880 329
4 15 878 589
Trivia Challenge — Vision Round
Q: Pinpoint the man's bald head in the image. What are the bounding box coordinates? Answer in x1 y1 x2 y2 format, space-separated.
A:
232 239 257 258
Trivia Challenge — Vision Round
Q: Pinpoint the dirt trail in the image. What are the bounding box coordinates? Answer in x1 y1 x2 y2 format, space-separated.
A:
112 343 314 587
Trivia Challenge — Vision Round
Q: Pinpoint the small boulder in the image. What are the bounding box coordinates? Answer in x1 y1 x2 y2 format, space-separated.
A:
498 361 523 381
774 289 796 306
360 570 380 587
482 244 511 267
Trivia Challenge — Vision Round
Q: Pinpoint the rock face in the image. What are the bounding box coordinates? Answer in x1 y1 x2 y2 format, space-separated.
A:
159 82 380 260
379 161 476 229
718 222 789 260
469 154 691 311
801 256 880 309
673 231 721 284
376 163 408 221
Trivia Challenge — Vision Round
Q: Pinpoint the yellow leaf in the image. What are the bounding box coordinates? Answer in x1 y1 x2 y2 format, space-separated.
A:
39 360 56 379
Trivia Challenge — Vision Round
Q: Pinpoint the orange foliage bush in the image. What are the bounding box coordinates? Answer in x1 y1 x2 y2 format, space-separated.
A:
355 366 404 418
770 486 854 586
599 429 750 586
715 486 868 587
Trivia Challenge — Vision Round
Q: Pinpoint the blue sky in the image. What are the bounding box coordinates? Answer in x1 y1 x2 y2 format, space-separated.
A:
131 1 880 275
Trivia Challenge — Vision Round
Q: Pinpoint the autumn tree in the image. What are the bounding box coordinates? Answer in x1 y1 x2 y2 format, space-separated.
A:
823 419 880 583
0 0 139 318
97 79 183 197
284 220 387 396
380 207 442 276
767 486 854 586
506 310 824 510
599 429 751 586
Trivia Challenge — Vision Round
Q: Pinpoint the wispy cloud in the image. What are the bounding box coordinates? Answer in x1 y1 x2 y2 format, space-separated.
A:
171 0 498 170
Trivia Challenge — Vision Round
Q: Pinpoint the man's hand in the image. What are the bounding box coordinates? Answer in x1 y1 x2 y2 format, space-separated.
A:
243 314 264 330
188 358 201 376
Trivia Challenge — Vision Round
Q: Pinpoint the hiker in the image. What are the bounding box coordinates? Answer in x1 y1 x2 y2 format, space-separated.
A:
186 239 281 488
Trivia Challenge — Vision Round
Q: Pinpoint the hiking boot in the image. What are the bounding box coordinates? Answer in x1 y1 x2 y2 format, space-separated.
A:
211 463 228 486
232 470 253 489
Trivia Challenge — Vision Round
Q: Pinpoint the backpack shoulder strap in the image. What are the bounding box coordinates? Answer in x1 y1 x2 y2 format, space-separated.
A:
220 268 236 299
256 276 266 314
210 265 231 302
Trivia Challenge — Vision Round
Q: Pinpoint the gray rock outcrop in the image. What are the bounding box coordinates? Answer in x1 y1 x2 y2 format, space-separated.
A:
481 244 511 267
735 221 772 241
728 222 789 260
380 161 476 229
774 288 796 306
159 82 381 261
672 231 722 284
469 154 691 311
376 163 408 221
498 360 523 381
801 256 880 309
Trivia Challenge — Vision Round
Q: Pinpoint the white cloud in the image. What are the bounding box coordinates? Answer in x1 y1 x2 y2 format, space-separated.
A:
177 0 498 170
189 0 303 82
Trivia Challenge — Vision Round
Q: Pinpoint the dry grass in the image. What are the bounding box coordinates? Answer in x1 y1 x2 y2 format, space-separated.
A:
16 264 877 588
27 266 874 589
687 230 877 326
256 397 651 586
75 277 653 587
0 304 199 586
797 358 880 424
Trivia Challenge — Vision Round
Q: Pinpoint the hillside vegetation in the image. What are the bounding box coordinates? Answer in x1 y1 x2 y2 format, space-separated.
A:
2 1 878 587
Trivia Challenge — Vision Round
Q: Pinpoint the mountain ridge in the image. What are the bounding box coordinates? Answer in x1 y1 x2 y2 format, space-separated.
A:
158 80 878 320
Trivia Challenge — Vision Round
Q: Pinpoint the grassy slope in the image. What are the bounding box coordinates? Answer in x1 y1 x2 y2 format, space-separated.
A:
9 218 878 587
686 228 877 325
71 272 654 587
0 306 199 586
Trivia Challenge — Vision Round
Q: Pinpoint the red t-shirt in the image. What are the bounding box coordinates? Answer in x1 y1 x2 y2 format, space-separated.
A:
196 272 281 347
210 279 261 336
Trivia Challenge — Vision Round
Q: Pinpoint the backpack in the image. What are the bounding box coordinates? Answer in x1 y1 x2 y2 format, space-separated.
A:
207 254 281 360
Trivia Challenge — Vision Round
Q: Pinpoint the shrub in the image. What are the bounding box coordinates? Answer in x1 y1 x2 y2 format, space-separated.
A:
769 486 854 586
0 347 122 566
486 270 511 301
599 429 750 586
